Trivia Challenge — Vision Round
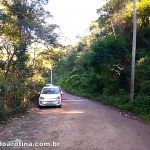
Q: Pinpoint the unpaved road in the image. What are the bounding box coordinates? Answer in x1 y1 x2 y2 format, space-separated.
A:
0 93 150 150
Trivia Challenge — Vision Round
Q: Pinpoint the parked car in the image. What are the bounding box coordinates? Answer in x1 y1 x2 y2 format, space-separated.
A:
38 86 62 108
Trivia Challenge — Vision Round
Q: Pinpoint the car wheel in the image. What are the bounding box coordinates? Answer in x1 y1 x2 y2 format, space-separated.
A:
38 104 42 108
57 105 61 108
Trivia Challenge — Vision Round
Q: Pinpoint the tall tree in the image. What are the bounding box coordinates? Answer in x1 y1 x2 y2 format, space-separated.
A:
0 0 58 76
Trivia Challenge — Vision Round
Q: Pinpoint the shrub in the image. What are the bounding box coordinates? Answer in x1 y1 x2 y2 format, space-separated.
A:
123 95 150 119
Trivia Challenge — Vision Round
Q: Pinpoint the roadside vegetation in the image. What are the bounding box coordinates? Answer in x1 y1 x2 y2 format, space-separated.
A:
0 0 149 122
0 0 62 122
55 0 150 120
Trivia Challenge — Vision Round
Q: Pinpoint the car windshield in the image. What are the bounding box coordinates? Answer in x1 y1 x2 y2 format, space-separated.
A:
41 87 60 94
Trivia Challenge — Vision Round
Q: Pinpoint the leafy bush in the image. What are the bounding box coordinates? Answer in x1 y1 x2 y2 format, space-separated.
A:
140 80 150 95
123 95 150 120
0 74 44 123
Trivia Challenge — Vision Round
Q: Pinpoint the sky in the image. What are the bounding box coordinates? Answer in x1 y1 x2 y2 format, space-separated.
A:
46 0 106 45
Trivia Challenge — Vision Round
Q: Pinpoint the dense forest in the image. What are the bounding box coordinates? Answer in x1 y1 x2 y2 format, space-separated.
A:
0 0 150 122
0 0 63 122
55 0 150 119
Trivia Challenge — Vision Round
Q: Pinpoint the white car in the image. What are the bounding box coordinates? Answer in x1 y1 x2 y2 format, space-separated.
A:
38 86 62 108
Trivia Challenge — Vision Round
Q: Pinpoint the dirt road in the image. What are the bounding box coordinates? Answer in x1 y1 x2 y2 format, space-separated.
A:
0 92 150 150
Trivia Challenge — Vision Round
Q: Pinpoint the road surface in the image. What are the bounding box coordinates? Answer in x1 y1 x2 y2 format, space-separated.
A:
0 92 150 150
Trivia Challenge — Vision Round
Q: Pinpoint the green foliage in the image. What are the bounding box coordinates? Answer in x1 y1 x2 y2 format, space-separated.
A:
122 95 150 120
90 36 130 95
136 50 150 95
97 0 150 47
0 73 45 122
55 0 150 120
140 81 150 95
0 0 58 123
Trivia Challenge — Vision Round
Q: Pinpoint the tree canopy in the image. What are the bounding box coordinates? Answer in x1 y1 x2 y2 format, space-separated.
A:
55 0 150 120
0 0 60 121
